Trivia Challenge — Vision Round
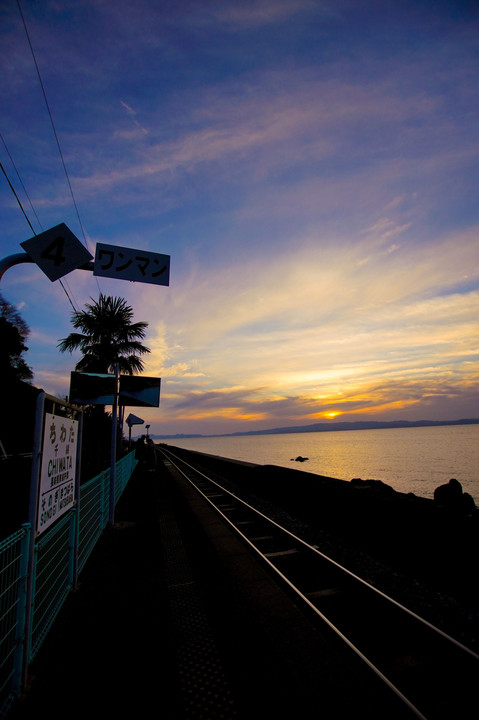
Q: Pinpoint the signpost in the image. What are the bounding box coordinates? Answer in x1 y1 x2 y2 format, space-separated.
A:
118 376 161 407
68 371 161 523
1 224 171 528
69 372 161 407
3 225 171 290
68 372 116 405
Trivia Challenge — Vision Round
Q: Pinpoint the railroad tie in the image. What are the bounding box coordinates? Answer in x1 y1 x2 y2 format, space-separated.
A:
264 549 299 558
306 587 342 599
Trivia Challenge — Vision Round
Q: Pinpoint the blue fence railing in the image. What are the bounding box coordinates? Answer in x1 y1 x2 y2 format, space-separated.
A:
0 451 137 718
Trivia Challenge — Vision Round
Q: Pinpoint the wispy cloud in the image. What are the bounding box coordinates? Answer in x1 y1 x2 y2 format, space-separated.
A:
131 220 479 431
196 0 318 29
1 0 478 435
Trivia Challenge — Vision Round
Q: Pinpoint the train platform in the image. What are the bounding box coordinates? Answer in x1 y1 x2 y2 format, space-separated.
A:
9 456 401 719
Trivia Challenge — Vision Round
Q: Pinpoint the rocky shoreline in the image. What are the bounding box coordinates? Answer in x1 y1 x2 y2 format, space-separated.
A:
164 446 479 654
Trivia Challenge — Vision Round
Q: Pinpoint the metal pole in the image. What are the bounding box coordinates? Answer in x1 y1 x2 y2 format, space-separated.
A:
12 524 31 695
72 409 83 590
109 363 119 525
118 404 125 456
0 252 34 281
0 251 93 282
22 390 45 686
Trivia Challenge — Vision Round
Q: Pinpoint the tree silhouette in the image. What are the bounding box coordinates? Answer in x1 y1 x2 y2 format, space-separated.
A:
0 293 33 383
57 294 150 374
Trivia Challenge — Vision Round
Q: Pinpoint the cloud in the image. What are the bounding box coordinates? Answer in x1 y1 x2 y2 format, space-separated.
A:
128 220 479 433
171 226 477 342
151 368 479 432
198 0 317 29
120 100 136 116
66 62 470 202
2 0 478 436
116 100 148 139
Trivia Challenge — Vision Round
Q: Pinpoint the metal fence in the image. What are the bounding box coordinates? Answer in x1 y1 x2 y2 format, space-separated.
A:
0 451 137 718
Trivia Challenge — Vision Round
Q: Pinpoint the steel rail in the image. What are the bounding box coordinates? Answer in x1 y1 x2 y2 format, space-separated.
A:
158 446 479 720
160 449 429 718
160 447 479 657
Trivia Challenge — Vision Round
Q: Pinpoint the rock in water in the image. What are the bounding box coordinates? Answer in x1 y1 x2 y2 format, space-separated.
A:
434 478 463 508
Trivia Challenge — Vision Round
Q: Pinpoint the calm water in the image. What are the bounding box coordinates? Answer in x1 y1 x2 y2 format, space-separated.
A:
162 424 479 504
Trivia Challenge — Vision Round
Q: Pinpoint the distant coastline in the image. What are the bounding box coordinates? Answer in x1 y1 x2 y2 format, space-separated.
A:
152 418 479 440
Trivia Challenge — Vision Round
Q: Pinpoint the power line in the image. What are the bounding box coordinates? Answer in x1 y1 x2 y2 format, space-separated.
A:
16 0 87 246
1 137 78 312
16 0 102 296
59 279 78 312
0 157 36 235
1 132 43 232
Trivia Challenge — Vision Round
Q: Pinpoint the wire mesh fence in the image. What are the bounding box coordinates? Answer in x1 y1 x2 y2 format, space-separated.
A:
0 528 29 717
77 468 109 573
0 451 137 717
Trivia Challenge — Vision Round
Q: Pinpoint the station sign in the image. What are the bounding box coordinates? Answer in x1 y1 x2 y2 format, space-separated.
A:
16 225 170 288
69 372 116 405
69 372 161 407
36 413 78 536
119 376 161 407
21 224 93 281
94 242 170 286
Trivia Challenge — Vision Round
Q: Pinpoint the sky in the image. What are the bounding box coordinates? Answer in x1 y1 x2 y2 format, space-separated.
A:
1 0 478 437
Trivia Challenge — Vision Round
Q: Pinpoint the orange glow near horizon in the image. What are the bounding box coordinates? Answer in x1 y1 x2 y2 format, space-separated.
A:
351 399 421 415
310 397 421 421
175 408 269 422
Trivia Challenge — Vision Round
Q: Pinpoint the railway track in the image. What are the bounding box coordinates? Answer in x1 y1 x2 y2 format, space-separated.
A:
157 446 479 720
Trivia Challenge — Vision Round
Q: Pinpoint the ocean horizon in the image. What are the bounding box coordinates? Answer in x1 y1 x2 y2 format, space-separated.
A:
160 423 479 505
152 417 479 441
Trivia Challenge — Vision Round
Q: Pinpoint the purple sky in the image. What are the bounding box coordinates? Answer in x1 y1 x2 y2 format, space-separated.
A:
1 0 478 435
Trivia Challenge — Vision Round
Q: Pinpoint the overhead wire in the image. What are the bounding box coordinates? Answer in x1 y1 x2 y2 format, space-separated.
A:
15 0 102 296
1 132 42 233
0 145 78 312
0 156 36 236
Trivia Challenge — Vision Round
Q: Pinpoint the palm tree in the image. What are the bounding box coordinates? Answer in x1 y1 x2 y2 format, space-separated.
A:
58 294 150 374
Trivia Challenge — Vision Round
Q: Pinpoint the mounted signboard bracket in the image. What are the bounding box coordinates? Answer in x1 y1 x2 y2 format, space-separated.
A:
0 251 94 282
1 222 170 287
69 371 161 524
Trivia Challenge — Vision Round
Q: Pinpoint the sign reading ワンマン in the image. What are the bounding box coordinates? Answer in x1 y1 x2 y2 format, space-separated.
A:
37 413 78 535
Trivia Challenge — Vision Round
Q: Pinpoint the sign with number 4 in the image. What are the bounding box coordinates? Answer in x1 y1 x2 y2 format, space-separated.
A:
21 224 93 281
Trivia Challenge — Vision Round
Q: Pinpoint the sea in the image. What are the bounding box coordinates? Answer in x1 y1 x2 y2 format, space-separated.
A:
161 424 479 505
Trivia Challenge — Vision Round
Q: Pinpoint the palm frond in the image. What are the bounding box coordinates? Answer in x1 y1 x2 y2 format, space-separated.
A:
58 294 150 377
